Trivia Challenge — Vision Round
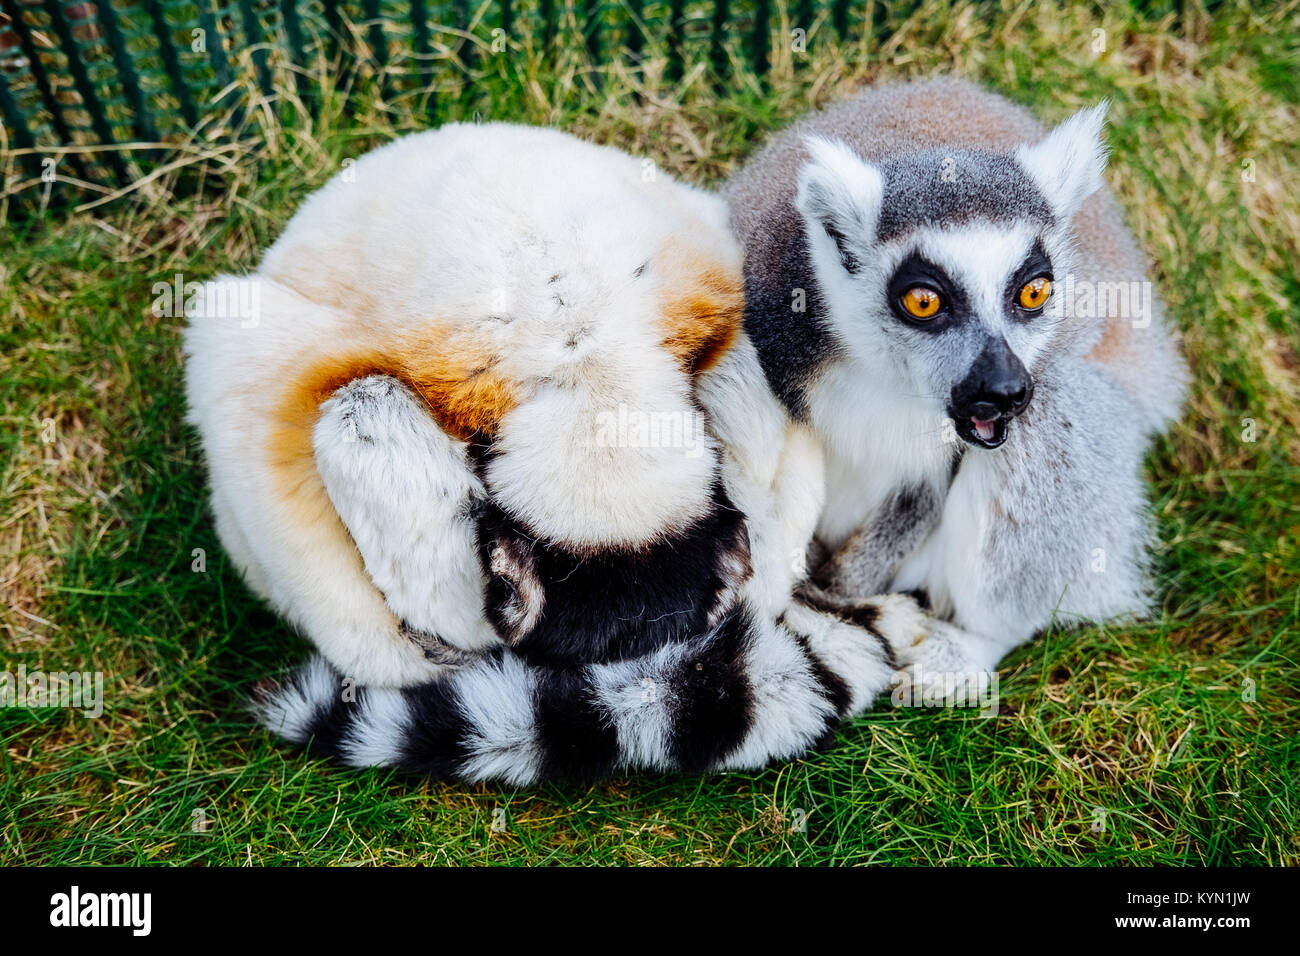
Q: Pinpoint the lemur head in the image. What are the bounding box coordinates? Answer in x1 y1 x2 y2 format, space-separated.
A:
795 104 1109 448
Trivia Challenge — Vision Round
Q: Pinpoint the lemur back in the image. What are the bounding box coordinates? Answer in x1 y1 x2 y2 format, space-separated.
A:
186 123 746 685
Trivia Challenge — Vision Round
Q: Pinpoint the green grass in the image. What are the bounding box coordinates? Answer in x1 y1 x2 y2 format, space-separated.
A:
1 0 1297 865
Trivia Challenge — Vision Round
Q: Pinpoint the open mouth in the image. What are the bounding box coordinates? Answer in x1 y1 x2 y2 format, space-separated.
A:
955 414 1010 449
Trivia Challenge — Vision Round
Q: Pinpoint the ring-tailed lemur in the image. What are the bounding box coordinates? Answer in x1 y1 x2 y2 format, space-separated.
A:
726 79 1188 697
184 123 936 783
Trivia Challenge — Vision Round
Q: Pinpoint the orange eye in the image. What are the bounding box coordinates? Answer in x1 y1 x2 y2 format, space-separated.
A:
901 286 942 320
1018 276 1051 310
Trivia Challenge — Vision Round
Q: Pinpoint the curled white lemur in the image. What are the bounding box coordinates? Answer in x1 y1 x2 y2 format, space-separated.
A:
184 123 938 783
726 79 1188 695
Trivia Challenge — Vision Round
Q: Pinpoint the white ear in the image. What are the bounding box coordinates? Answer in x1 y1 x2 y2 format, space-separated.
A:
1015 102 1110 222
796 136 884 274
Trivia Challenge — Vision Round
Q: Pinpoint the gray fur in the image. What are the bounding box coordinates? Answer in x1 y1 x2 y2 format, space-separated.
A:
814 482 944 597
874 149 1055 242
726 79 1189 693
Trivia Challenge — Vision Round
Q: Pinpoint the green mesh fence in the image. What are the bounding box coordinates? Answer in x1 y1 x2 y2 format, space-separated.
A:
0 0 1216 208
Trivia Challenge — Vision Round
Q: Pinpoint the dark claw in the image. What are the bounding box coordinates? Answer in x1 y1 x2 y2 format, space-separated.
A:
399 620 479 667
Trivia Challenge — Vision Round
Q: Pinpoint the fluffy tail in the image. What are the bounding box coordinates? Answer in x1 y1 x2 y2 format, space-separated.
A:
256 595 924 784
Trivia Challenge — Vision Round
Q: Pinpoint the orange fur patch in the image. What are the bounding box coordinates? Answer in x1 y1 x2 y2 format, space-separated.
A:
268 337 519 514
268 352 391 526
657 241 745 375
400 337 518 441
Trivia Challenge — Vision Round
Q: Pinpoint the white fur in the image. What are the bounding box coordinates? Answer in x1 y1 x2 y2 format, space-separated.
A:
340 689 414 767
185 278 446 686
186 123 743 684
797 136 885 266
590 641 693 772
485 372 717 550
313 376 499 652
719 616 839 770
453 654 544 785
783 596 921 712
810 358 957 549
1015 103 1110 222
257 655 340 741
698 337 829 621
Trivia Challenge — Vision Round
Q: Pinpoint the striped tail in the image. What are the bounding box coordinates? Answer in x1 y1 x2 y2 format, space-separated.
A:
255 595 925 784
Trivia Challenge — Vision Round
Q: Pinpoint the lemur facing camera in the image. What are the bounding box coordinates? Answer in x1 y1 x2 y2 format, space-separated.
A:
727 79 1188 696
185 123 939 784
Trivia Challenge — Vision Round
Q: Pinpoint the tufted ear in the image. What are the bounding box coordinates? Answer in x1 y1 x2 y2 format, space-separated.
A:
796 136 884 275
1015 102 1110 223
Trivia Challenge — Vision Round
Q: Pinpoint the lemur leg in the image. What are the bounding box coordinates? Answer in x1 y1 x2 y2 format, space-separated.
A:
258 591 920 783
797 473 943 647
186 281 449 687
313 375 501 662
697 337 826 622
813 482 944 597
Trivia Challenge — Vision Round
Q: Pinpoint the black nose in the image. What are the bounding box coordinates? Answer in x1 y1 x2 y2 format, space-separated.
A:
951 337 1033 419
970 382 1030 417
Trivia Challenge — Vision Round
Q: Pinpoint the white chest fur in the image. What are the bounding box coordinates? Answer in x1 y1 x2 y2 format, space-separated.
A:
809 362 958 549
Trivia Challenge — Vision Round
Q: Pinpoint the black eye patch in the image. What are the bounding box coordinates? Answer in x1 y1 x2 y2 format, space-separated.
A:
887 252 968 331
1005 238 1054 319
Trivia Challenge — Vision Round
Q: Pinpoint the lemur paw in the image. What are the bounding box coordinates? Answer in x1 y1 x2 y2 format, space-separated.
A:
312 372 498 661
860 593 931 654
318 374 425 448
399 620 480 667
892 620 1000 712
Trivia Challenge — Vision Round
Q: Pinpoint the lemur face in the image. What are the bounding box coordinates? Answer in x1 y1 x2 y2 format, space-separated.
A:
878 219 1051 449
795 105 1109 449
